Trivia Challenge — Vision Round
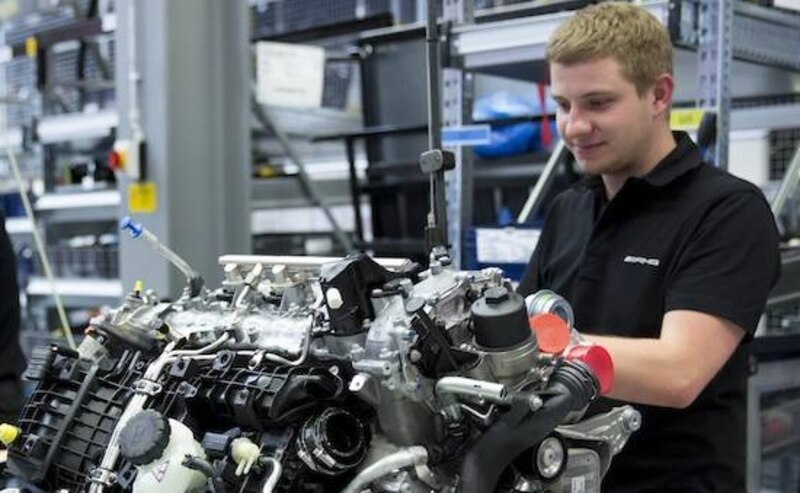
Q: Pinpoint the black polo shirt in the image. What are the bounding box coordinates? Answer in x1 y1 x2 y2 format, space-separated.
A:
518 132 780 492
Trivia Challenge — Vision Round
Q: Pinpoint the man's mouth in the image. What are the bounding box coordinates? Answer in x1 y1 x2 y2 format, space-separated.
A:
573 142 605 152
570 141 606 159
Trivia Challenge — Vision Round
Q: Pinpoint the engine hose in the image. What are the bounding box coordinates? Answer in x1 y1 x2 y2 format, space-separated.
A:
459 362 598 493
340 446 429 493
261 458 282 493
182 456 227 493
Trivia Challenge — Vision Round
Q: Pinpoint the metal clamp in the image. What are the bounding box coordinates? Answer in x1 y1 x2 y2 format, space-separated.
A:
89 468 117 486
133 379 163 396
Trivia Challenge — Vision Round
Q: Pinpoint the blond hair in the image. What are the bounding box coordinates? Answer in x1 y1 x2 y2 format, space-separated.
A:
546 2 673 95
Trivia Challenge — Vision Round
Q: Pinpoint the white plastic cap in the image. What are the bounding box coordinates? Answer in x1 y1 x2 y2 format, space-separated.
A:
326 287 344 310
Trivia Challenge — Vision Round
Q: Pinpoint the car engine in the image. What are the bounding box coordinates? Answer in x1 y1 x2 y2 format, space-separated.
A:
2 222 640 493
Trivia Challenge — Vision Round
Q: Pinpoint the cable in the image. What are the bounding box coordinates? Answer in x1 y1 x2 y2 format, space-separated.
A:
4 143 76 349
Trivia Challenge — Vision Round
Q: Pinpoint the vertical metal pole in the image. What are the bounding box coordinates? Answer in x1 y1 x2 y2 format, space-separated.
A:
697 0 732 169
345 137 365 246
425 0 448 248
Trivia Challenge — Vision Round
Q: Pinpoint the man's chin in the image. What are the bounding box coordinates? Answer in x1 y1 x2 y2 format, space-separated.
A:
575 159 609 176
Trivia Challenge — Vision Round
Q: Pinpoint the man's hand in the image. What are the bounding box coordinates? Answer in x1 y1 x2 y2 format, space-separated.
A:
585 310 746 408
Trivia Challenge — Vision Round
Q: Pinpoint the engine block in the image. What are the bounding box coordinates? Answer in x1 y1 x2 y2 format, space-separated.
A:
3 253 640 493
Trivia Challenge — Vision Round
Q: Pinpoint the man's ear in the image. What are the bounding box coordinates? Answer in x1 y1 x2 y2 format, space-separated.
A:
651 73 674 117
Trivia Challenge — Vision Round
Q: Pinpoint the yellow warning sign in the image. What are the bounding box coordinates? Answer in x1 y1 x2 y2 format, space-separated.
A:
670 109 705 131
129 182 158 214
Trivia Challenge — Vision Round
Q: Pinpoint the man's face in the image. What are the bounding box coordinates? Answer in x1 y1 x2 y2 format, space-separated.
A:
550 57 657 177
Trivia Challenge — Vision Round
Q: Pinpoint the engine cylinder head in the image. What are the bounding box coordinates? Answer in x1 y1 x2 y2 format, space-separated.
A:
297 407 370 475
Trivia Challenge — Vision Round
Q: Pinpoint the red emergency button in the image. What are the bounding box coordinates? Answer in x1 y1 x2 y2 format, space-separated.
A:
565 344 614 395
109 149 124 171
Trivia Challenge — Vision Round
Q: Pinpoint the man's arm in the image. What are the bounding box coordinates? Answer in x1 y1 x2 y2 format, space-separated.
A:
586 310 745 408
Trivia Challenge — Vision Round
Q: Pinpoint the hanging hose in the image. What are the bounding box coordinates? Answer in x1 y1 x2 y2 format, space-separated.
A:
4 142 75 349
120 216 204 296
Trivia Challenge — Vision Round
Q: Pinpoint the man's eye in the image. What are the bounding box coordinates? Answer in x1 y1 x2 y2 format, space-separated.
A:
557 102 570 112
588 99 612 109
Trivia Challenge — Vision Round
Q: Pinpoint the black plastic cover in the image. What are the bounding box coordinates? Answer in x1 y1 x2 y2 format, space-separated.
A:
471 286 531 349
193 359 344 429
320 254 401 336
8 349 145 491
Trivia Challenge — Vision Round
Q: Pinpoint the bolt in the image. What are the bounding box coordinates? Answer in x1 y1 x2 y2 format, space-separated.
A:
623 408 642 432
528 395 543 412
409 350 423 363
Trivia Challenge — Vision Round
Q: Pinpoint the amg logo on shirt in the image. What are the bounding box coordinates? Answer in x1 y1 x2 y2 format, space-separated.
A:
623 255 660 267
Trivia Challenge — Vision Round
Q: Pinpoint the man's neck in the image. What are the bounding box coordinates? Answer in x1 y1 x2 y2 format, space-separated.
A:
602 129 677 199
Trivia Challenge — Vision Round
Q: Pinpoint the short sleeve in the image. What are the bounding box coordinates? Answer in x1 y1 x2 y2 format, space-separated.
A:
517 195 565 297
665 190 780 337
517 238 544 297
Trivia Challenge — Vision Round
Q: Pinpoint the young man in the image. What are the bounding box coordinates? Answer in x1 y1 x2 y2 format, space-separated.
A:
517 3 780 491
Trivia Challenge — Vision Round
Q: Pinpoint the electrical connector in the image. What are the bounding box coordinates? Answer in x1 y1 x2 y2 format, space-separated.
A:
230 437 260 476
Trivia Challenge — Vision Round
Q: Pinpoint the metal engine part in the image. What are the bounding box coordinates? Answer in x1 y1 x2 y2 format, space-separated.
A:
2 253 639 493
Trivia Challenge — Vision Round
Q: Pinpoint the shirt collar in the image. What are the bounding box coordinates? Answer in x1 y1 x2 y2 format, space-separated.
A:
576 131 703 191
640 131 704 187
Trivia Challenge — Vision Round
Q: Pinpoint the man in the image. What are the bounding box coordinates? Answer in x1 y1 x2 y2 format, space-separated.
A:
0 209 26 425
517 3 780 491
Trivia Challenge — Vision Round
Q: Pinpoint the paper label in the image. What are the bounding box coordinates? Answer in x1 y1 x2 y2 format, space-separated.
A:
475 227 540 264
442 125 492 147
255 41 325 108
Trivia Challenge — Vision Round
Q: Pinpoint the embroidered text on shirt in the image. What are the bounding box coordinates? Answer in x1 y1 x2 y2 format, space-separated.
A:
623 255 660 267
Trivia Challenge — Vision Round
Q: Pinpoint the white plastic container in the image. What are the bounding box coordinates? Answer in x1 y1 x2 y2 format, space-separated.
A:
131 419 208 493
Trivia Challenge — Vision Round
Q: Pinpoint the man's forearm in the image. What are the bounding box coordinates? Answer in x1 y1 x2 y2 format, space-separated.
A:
584 334 700 408
579 311 745 409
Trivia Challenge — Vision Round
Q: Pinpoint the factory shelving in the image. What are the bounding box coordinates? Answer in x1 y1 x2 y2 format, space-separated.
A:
0 1 121 339
36 109 118 144
4 217 33 235
25 277 123 304
452 0 800 76
248 2 387 257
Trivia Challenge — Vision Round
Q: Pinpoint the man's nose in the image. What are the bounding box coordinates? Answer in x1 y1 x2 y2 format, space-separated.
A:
563 110 592 140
